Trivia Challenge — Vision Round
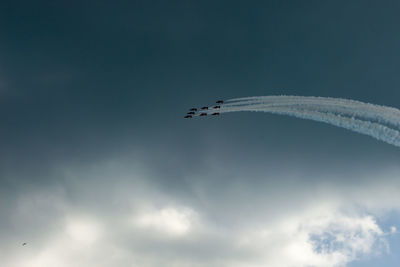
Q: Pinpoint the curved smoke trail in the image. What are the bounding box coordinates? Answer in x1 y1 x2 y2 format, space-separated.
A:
213 96 400 147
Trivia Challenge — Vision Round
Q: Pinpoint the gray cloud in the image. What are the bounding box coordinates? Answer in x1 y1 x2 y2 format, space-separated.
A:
1 152 399 267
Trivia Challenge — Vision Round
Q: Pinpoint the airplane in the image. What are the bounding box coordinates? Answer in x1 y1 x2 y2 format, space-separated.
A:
201 107 208 110
189 108 197 111
184 115 192 118
199 113 207 116
187 112 195 115
213 105 220 109
216 100 224 104
211 112 220 116
22 243 27 246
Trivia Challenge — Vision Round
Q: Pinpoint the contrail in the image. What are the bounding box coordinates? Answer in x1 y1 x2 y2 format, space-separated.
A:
203 96 400 147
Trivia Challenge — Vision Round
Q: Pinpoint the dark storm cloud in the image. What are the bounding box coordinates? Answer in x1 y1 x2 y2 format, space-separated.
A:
1 1 400 266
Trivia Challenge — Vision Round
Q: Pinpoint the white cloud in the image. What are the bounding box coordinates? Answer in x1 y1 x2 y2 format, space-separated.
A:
231 203 388 267
1 164 399 267
66 216 102 245
133 206 197 237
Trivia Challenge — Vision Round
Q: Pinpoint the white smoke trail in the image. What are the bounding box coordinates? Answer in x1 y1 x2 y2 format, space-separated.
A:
209 96 400 147
223 96 400 128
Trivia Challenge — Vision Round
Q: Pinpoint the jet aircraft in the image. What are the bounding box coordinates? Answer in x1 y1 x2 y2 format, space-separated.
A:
216 100 224 104
213 105 220 109
211 112 220 115
184 115 192 118
200 113 207 116
189 108 197 111
201 107 208 110
187 112 195 115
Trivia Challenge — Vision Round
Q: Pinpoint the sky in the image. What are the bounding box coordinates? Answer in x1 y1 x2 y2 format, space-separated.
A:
1 1 400 266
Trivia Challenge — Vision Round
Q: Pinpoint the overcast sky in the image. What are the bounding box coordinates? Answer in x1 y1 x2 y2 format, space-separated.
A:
1 1 400 266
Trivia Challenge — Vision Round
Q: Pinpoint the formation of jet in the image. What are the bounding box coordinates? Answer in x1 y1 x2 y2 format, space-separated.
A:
184 100 223 118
